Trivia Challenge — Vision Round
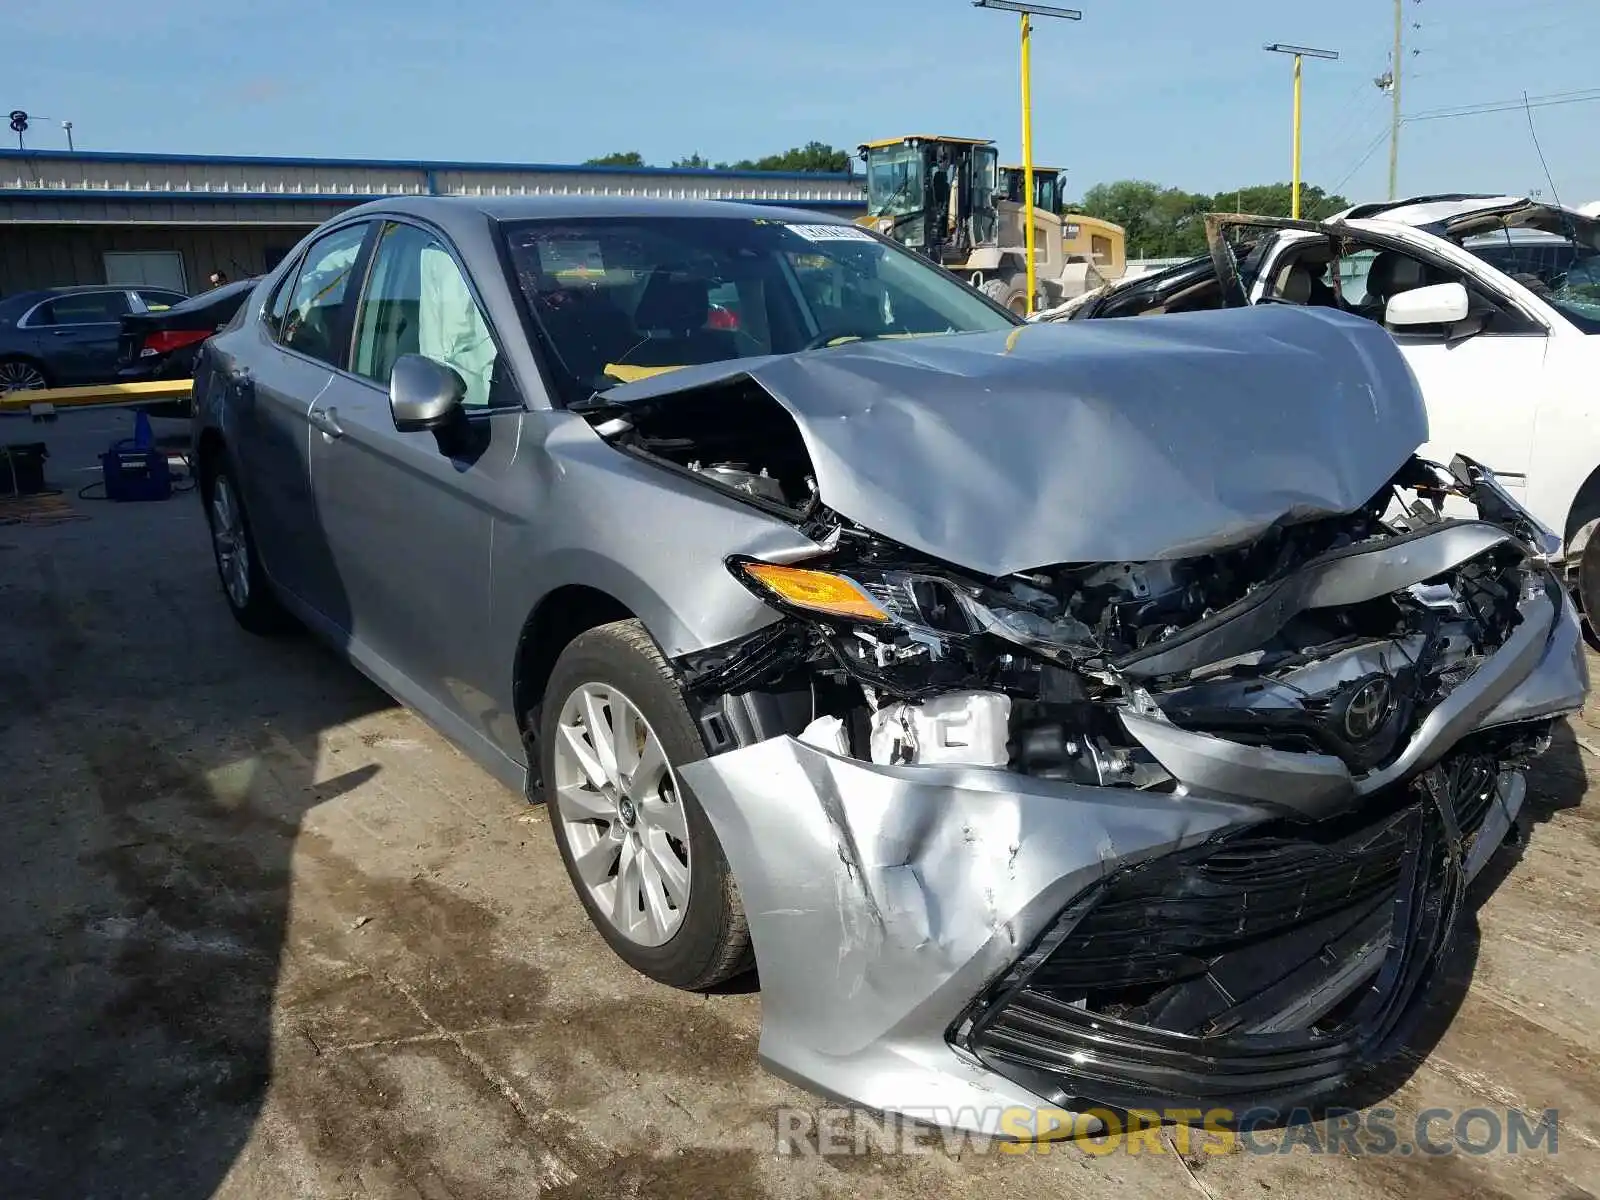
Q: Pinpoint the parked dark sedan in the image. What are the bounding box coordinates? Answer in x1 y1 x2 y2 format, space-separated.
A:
0 285 188 391
115 279 256 415
117 279 257 384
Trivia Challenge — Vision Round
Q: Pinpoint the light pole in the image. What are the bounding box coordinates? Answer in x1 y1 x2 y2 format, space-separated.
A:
974 0 1082 315
1264 43 1339 219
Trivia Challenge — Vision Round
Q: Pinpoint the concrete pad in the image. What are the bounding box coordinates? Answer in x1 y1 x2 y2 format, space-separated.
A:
2 412 1598 1198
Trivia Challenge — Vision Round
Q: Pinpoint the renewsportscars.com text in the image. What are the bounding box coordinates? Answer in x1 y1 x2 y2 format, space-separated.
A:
773 1105 1561 1158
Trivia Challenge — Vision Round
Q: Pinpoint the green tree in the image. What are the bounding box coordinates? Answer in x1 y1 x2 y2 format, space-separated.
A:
1080 178 1353 259
1079 180 1210 258
672 153 711 169
727 141 852 173
584 151 647 167
1209 183 1350 221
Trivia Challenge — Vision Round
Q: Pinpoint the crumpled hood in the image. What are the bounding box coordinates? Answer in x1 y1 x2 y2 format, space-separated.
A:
602 305 1428 577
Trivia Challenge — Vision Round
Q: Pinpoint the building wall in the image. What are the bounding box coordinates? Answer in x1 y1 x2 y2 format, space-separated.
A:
0 224 312 295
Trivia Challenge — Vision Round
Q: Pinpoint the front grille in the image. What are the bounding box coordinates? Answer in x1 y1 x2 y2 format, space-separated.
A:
957 755 1495 1112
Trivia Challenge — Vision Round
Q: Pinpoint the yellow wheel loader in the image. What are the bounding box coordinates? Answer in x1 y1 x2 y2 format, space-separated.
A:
856 135 1125 314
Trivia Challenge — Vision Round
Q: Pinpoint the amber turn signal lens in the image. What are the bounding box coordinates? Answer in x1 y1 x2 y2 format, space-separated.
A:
740 563 890 622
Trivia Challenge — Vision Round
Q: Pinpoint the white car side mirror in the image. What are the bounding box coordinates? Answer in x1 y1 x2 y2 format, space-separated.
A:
1385 281 1470 327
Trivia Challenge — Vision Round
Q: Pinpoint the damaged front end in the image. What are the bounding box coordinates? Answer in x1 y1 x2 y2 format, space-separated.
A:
581 316 1587 1133
666 461 1585 1131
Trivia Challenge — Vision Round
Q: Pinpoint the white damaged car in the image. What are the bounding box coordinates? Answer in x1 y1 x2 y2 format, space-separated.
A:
1043 195 1600 629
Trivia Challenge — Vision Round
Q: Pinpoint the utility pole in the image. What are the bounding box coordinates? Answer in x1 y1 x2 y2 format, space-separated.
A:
1388 0 1403 200
62 121 74 151
1265 44 1339 219
974 0 1082 316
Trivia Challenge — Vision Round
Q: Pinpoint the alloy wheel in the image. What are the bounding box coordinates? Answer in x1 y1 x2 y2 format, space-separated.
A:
0 361 47 392
210 477 250 609
552 682 691 947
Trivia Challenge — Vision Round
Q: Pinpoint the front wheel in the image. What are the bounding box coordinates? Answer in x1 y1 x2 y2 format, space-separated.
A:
540 620 753 990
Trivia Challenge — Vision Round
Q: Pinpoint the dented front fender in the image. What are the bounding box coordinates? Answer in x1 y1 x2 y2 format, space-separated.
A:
678 742 1264 1126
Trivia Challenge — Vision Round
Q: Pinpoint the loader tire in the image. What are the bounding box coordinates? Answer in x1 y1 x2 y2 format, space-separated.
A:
982 277 1030 316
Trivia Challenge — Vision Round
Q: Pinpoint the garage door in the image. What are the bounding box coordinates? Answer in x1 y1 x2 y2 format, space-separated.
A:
103 251 188 293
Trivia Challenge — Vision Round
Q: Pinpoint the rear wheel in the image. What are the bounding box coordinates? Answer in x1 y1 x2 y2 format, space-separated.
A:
0 357 48 392
205 463 294 635
540 619 752 990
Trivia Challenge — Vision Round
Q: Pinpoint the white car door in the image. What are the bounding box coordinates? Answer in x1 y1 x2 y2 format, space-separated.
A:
1392 320 1548 496
1257 239 1548 508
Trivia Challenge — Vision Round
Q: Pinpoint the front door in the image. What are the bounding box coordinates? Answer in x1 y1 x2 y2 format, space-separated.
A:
308 219 526 742
28 289 130 384
1255 240 1548 506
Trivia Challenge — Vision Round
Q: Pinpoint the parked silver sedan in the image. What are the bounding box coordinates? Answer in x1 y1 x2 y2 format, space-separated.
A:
193 195 1586 1136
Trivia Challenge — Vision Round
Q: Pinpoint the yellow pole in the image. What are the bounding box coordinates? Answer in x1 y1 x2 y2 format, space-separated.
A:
1291 53 1303 219
1020 12 1037 315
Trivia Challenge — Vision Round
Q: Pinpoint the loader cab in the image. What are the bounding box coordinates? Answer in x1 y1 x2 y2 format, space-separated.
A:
858 136 1000 266
999 165 1067 216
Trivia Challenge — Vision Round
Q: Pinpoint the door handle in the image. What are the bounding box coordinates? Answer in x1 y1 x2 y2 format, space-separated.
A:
308 405 344 438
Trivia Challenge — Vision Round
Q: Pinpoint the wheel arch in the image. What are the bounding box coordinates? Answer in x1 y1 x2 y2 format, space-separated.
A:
1561 463 1600 560
194 426 229 503
513 585 637 790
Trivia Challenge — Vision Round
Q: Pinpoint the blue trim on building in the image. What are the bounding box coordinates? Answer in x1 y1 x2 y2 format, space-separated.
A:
0 147 856 184
0 188 862 211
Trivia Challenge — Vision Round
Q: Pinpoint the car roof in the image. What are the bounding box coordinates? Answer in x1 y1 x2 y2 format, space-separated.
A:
1335 194 1531 226
335 193 857 238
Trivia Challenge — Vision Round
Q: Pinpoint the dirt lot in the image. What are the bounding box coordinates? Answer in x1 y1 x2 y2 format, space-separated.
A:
2 411 1599 1199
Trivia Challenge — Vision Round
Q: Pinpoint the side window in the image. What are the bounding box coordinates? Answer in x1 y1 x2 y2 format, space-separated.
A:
32 290 130 326
351 222 511 408
279 223 369 367
264 255 301 337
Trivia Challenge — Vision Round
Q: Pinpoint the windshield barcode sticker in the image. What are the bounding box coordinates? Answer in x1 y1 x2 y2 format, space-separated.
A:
787 224 875 242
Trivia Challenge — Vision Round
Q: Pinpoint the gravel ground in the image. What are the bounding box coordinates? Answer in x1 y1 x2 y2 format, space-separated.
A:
2 410 1597 1199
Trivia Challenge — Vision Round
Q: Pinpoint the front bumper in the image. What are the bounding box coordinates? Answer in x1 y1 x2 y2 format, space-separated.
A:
677 574 1587 1135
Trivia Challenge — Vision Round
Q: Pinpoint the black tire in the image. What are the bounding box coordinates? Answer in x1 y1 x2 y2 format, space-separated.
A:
0 356 51 393
203 459 295 636
1577 531 1600 652
981 276 1029 316
540 619 753 991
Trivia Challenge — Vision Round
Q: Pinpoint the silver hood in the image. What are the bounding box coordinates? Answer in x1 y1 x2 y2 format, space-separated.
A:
601 304 1428 577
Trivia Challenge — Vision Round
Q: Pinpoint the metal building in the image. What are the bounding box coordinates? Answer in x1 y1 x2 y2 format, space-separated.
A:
0 149 865 296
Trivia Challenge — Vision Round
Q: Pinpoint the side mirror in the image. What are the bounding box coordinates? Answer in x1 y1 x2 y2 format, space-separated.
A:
1385 281 1470 328
390 353 466 433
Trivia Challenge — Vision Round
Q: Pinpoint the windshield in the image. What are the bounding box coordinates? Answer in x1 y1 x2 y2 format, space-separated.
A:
866 146 925 218
1460 215 1600 334
500 216 1018 404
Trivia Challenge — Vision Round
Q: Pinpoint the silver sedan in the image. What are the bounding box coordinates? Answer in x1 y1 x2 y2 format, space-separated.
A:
192 194 1587 1136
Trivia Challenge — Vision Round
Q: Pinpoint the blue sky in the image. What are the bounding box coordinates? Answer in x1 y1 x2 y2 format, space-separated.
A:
12 0 1599 204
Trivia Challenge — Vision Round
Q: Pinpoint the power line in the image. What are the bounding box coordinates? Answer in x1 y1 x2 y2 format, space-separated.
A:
1331 125 1392 195
1522 90 1565 212
1404 88 1600 122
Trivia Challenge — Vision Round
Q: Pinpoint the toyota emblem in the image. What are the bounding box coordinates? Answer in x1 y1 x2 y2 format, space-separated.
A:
1343 678 1394 742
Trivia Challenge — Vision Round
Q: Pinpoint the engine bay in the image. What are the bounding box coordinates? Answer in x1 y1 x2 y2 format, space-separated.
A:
671 452 1547 802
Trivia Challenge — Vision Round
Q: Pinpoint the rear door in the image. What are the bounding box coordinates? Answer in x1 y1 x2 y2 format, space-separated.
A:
26 289 131 383
308 218 526 741
237 220 374 617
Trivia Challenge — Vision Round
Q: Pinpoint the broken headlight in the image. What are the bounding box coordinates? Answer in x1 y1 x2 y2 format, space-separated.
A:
732 559 1097 665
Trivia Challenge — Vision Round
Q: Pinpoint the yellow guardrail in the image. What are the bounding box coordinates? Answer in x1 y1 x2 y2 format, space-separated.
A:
0 379 193 414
